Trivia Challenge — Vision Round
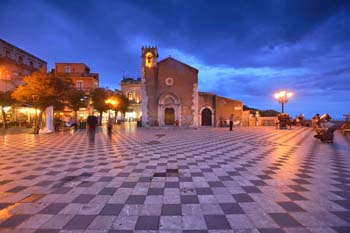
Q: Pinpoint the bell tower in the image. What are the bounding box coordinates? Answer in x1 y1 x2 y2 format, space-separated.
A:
141 46 159 126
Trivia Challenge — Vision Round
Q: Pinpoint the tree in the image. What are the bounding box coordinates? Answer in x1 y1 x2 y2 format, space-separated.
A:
116 93 129 115
67 89 87 121
0 91 15 128
106 91 130 123
12 70 73 134
90 88 110 125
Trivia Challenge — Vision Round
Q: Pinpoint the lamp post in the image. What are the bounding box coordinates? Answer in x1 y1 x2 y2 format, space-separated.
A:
274 90 293 113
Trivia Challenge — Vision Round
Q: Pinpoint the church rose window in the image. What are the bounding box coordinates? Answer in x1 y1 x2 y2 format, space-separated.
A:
165 77 174 86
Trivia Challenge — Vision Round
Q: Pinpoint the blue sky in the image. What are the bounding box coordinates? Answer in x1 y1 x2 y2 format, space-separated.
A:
1 0 349 118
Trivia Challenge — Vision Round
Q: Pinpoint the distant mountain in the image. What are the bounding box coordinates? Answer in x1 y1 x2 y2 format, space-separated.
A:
243 105 280 117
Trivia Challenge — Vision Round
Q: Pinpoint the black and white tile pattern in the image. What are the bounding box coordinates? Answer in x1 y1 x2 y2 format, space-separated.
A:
0 125 349 233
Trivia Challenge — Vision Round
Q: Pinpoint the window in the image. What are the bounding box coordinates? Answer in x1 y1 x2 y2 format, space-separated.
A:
5 50 10 58
127 92 133 101
76 81 84 90
145 52 153 67
64 66 71 73
165 77 174 86
29 61 34 68
18 55 23 64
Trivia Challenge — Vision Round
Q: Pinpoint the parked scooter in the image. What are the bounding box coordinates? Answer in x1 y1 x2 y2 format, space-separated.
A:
314 113 337 143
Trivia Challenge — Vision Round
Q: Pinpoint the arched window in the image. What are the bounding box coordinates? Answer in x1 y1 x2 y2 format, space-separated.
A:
127 92 133 101
145 52 153 67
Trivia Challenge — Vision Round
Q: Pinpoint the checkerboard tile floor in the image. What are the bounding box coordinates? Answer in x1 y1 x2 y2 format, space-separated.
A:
0 125 349 233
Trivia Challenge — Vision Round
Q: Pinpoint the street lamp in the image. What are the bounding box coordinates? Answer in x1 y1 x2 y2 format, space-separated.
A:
105 98 119 121
274 90 293 113
80 96 88 118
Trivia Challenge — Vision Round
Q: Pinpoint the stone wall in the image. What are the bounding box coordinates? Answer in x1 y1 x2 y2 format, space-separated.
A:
215 96 243 126
143 67 159 125
241 112 277 127
260 117 277 126
241 110 250 127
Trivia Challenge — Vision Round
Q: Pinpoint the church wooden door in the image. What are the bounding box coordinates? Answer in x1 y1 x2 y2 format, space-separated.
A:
164 108 175 125
201 108 212 126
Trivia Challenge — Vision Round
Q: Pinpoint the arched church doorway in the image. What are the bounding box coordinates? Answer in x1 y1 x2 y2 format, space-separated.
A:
164 108 175 125
201 108 212 126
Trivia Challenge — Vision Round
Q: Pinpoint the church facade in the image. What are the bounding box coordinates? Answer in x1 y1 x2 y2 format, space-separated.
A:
121 46 243 127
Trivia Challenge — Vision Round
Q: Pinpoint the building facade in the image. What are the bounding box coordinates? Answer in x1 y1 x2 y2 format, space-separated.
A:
54 63 99 93
120 77 142 120
141 46 199 127
0 39 47 92
53 63 99 120
121 46 243 127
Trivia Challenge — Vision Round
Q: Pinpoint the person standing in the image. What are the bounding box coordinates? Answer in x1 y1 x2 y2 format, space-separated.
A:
314 113 336 143
87 114 98 144
312 113 321 128
54 116 61 132
229 114 234 131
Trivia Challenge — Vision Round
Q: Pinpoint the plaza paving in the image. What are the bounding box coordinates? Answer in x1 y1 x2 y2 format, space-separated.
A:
0 125 349 233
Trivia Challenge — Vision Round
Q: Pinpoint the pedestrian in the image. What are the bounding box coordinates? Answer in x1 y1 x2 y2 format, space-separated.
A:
107 117 113 142
54 117 60 132
229 114 234 131
312 113 320 128
87 114 98 144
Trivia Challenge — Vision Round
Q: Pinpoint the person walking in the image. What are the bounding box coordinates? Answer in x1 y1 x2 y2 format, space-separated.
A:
107 117 113 142
229 114 234 131
87 114 98 144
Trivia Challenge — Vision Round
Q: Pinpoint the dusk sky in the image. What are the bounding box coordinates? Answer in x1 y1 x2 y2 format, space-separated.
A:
1 0 349 118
